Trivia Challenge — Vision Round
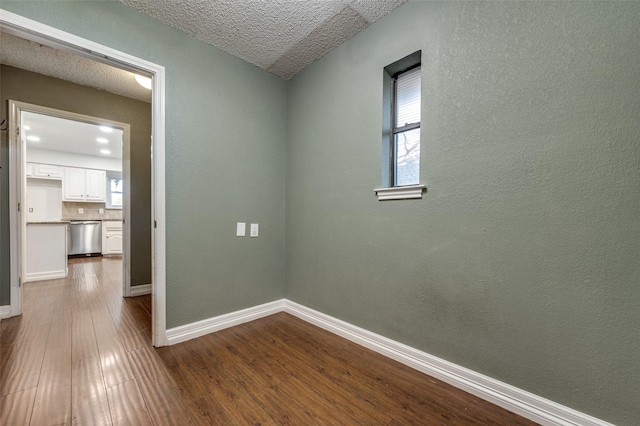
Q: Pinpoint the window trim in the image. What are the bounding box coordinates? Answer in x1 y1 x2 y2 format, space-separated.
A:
378 51 425 201
374 184 426 201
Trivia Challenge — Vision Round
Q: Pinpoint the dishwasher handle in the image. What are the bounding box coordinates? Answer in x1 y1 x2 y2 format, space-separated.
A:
70 221 101 225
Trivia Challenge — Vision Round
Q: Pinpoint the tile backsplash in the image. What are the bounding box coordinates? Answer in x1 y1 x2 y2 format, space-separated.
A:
63 202 123 220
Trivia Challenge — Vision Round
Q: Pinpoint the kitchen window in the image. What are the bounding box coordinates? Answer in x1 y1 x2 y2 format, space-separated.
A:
106 171 123 209
375 51 426 201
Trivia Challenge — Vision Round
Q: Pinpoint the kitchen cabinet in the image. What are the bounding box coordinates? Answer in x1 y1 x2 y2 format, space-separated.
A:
85 169 106 201
63 167 85 200
26 162 63 180
63 167 106 202
102 220 123 255
26 223 68 282
26 178 63 222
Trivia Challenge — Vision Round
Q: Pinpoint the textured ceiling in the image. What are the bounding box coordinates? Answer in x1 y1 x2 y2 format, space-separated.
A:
0 0 406 102
119 0 408 79
0 32 152 103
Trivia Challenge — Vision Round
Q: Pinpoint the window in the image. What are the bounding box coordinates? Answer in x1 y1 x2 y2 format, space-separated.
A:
106 171 123 209
376 51 425 201
392 66 421 186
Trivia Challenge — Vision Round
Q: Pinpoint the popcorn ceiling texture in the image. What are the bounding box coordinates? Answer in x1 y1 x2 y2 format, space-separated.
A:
267 6 369 79
0 32 151 103
0 1 405 93
119 0 407 79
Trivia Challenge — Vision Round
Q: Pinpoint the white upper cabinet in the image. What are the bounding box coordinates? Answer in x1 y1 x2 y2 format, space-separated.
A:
63 167 86 201
27 162 63 180
85 169 107 201
63 167 106 202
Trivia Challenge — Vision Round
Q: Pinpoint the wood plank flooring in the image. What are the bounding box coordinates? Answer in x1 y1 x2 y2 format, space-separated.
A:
1 257 538 425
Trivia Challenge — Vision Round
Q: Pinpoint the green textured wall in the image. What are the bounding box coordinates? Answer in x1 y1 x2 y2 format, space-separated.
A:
0 1 287 326
286 2 639 425
2 1 639 424
0 65 152 292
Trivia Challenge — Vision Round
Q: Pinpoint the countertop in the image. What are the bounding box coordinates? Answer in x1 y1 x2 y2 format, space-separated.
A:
27 220 71 224
61 218 122 222
27 219 123 224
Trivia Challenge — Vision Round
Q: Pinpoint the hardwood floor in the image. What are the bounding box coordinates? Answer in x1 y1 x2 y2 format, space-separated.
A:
1 257 538 425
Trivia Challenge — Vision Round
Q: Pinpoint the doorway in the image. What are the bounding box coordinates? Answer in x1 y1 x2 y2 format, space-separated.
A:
1 10 167 346
13 102 131 299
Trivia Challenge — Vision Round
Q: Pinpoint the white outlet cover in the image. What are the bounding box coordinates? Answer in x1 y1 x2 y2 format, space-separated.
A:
236 222 246 237
78 208 84 214
250 223 259 237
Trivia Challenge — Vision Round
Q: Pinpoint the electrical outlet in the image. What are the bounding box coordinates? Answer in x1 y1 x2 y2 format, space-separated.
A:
78 208 84 214
99 208 104 214
250 223 259 237
236 222 246 237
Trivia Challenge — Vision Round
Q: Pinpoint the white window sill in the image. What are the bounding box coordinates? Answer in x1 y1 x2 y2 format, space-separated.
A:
374 184 426 201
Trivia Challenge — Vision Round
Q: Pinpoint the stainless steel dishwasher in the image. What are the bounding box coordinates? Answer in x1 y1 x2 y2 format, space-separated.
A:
68 221 102 256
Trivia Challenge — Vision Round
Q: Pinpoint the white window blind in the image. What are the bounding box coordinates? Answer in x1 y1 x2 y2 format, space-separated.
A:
395 66 421 128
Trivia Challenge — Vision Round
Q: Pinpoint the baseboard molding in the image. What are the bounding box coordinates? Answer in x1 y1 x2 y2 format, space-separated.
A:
166 300 285 345
165 298 611 426
130 284 152 297
283 300 612 426
24 270 66 282
0 305 11 320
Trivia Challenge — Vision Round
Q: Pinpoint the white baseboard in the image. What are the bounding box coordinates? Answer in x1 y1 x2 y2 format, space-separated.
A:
24 270 66 282
166 300 285 345
0 305 11 320
283 300 612 426
130 284 152 297
165 298 611 426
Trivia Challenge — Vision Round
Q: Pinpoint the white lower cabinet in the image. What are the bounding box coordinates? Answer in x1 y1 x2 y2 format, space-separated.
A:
102 220 123 255
26 223 68 282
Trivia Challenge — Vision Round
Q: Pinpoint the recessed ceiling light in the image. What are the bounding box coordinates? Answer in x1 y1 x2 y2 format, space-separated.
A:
27 136 40 142
135 74 152 90
96 137 109 143
100 126 114 133
100 149 111 155
24 125 31 130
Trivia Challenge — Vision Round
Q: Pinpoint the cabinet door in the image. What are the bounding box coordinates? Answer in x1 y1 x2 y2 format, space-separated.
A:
103 221 123 254
85 169 106 202
63 168 86 201
105 232 123 254
33 164 63 179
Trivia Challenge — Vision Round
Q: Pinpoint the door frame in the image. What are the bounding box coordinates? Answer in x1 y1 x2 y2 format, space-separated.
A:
10 101 132 297
1 10 167 346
